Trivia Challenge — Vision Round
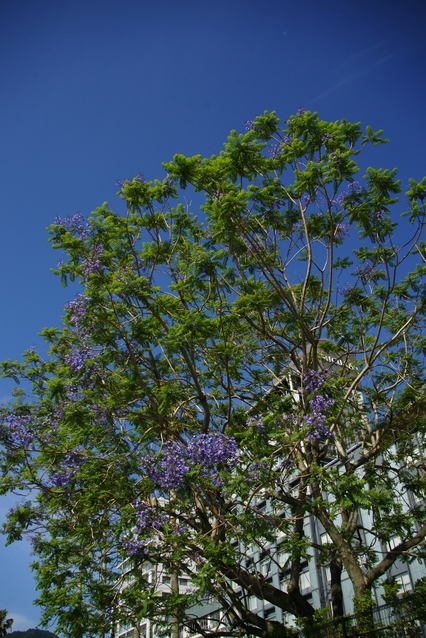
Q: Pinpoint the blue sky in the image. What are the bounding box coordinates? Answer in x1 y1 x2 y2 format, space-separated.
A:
0 0 425 631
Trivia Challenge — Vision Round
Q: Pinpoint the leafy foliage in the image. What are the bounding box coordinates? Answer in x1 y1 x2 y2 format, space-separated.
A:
0 610 13 636
1 110 426 637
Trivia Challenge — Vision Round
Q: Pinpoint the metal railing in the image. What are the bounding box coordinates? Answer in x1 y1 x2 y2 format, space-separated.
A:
298 593 426 638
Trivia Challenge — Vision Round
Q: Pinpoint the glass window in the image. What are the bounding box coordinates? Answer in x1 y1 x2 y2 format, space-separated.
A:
387 536 402 552
394 572 412 594
248 596 257 610
320 532 331 545
260 559 271 576
299 571 312 592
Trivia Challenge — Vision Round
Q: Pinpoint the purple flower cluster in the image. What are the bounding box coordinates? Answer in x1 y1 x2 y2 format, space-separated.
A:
304 369 326 392
332 181 362 209
50 468 76 488
81 244 104 279
269 143 283 157
54 212 87 238
49 449 87 490
65 294 91 333
245 120 254 131
134 501 167 532
64 346 97 374
335 223 350 239
123 537 150 558
372 209 387 220
303 371 335 442
249 460 270 482
338 282 354 296
142 441 189 490
141 433 239 491
354 262 378 283
321 132 334 144
187 433 238 466
246 414 265 432
116 172 145 190
4 413 34 448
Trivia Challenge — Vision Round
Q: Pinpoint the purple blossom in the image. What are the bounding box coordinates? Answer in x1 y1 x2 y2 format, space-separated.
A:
245 120 254 131
64 346 97 373
49 448 87 489
269 143 282 157
347 180 362 193
65 294 91 323
4 413 34 447
50 469 75 488
133 501 167 532
187 433 238 467
140 433 239 491
141 441 189 490
354 262 378 282
300 370 335 441
65 294 91 334
54 212 87 238
338 282 354 296
81 245 104 279
297 106 306 116
334 181 362 209
329 151 342 164
116 172 145 190
304 369 326 393
335 223 350 239
372 209 387 220
123 537 150 558
248 460 269 482
247 415 265 432
321 133 334 144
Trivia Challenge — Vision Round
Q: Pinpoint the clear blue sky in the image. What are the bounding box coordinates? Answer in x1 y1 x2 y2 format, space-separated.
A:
0 0 425 631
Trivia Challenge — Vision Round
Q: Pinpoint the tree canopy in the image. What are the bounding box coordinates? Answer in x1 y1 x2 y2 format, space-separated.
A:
1 110 426 637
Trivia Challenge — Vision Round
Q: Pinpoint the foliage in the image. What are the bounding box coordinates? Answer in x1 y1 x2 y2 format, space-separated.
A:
1 110 426 637
0 610 13 636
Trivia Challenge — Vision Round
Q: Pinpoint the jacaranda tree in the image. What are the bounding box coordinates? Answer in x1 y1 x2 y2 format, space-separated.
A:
1 110 426 637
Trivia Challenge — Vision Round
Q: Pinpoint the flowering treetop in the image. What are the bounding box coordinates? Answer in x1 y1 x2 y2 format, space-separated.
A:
1 110 426 637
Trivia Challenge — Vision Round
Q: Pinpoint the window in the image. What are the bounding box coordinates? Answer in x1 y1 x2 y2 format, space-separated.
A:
209 612 220 629
387 536 402 552
277 551 289 569
299 571 312 592
320 532 331 545
178 577 189 587
260 559 271 576
248 596 257 610
264 608 276 621
198 618 209 630
394 572 412 594
162 575 171 585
